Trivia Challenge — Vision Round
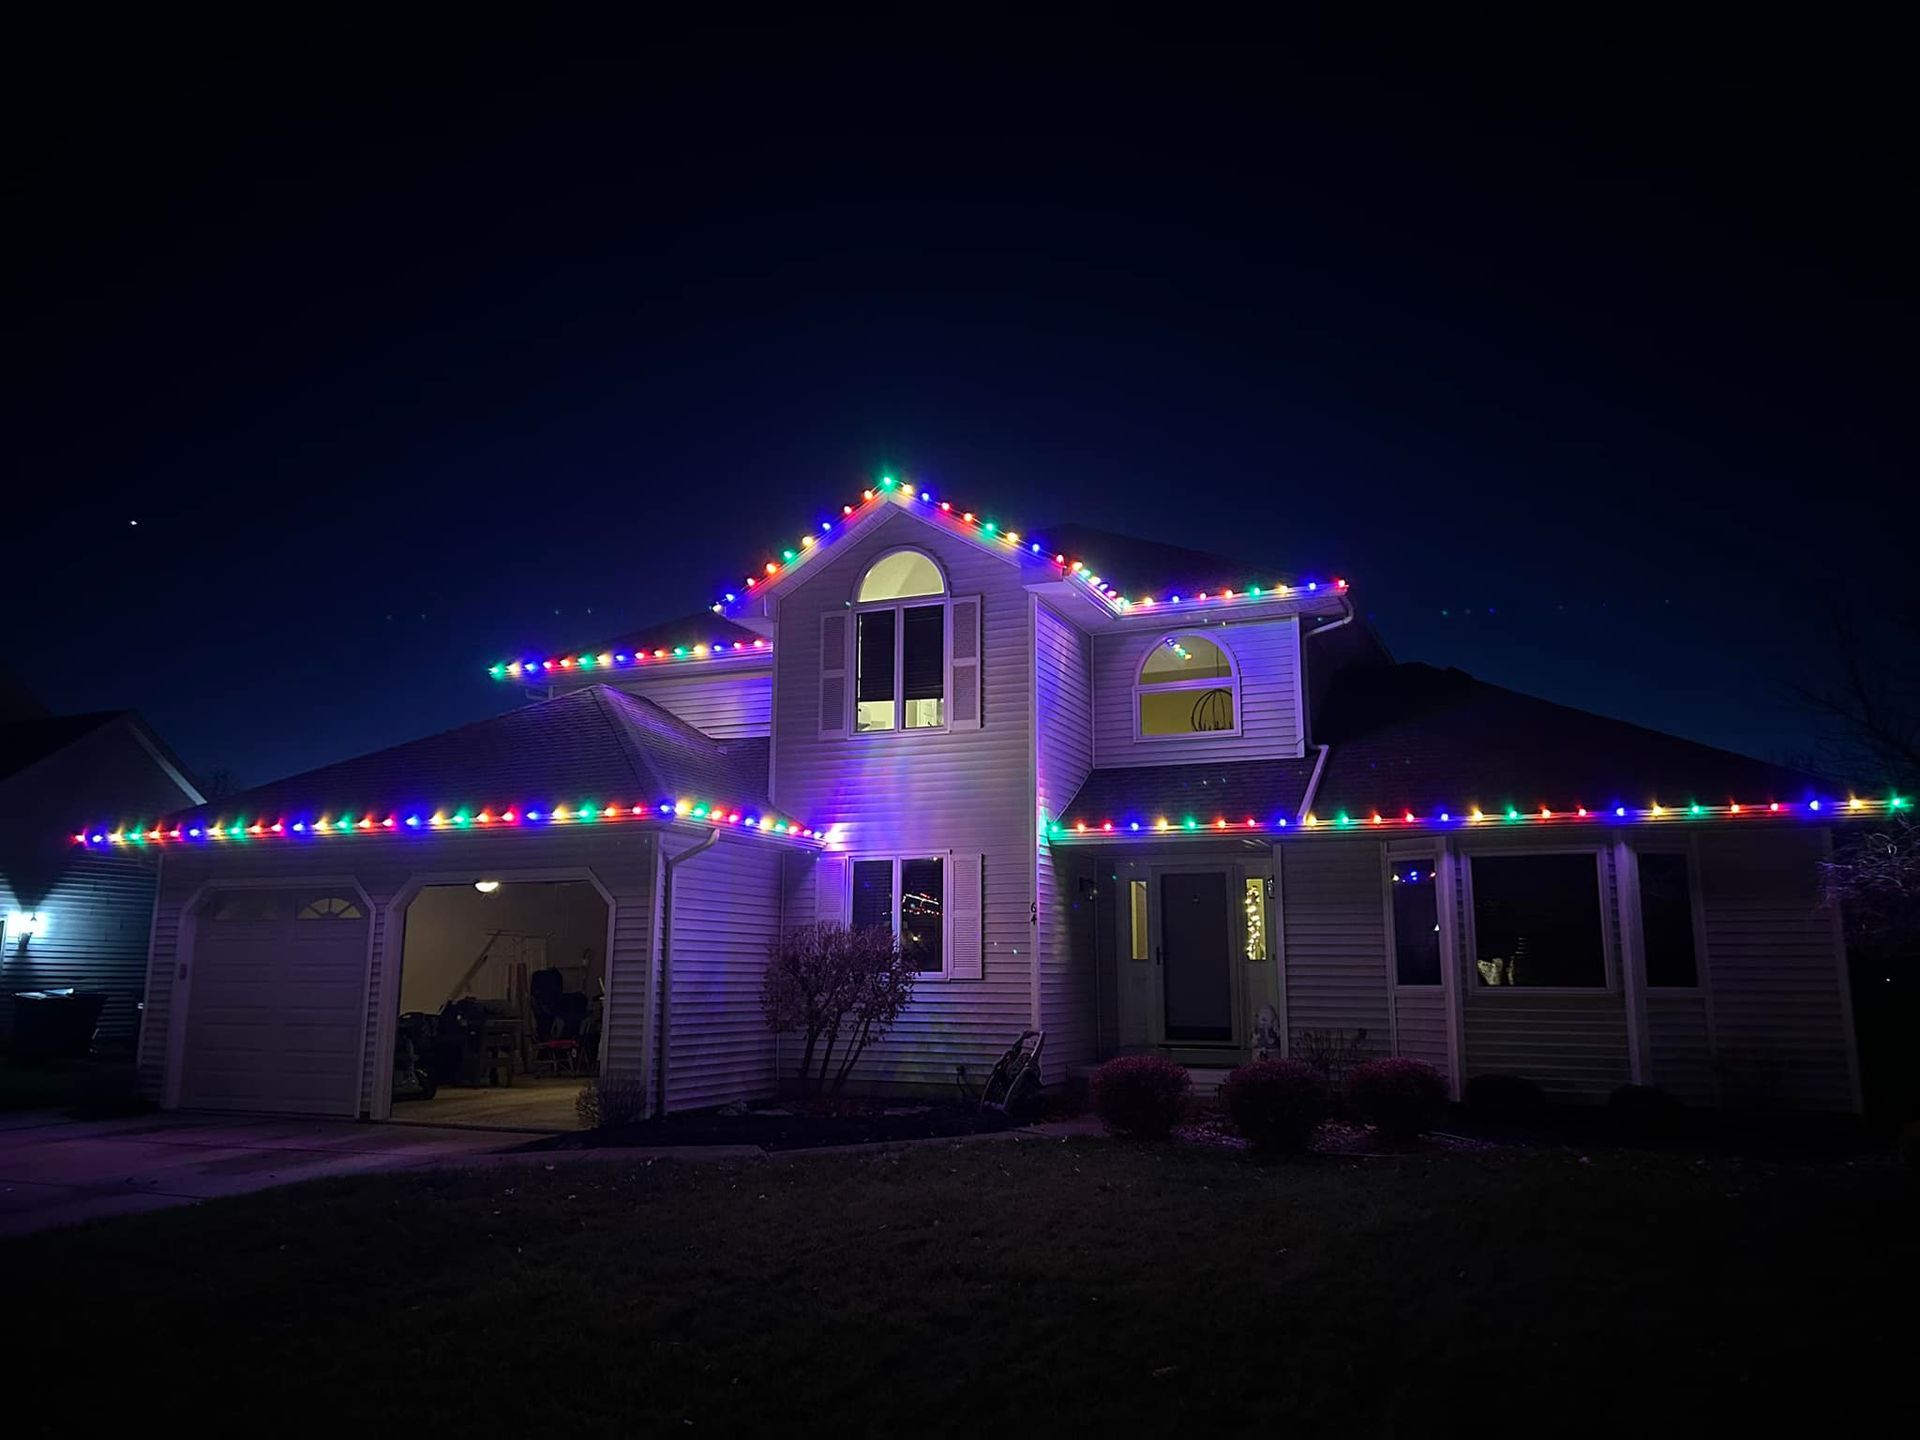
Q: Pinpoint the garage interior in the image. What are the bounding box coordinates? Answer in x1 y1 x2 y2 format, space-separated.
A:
390 879 608 1131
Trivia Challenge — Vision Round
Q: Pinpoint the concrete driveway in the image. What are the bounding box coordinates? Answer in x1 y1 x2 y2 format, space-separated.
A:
0 1110 539 1237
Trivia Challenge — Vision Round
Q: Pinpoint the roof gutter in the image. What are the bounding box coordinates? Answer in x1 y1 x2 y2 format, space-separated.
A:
655 825 722 1117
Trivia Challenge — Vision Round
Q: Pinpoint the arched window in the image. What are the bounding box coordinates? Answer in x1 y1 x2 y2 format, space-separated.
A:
856 549 945 602
297 895 364 921
853 550 949 732
1136 633 1240 738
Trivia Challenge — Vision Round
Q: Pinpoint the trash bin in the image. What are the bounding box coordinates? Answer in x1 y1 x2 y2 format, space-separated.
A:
10 989 108 1060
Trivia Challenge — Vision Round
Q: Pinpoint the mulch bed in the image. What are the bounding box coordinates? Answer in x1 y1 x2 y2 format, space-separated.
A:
524 1100 1019 1152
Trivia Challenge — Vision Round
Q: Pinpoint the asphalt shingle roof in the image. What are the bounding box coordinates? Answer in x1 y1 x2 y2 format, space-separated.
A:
1057 663 1832 827
0 712 125 784
169 686 771 824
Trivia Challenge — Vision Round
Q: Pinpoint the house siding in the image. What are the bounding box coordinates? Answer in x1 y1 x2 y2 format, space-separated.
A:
1279 840 1390 1057
3 717 201 1052
136 828 666 1114
1695 828 1854 1110
662 831 787 1112
770 508 1036 1090
611 667 772 739
1036 603 1096 1079
1392 988 1450 1073
1090 616 1302 770
1645 992 1715 1102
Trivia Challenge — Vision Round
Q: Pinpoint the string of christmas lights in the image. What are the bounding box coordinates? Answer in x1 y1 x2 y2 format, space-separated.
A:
74 798 823 848
489 639 769 681
710 475 1348 619
1049 794 1907 839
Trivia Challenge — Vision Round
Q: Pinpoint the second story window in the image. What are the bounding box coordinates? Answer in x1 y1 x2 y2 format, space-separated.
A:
1136 633 1240 738
854 549 947 732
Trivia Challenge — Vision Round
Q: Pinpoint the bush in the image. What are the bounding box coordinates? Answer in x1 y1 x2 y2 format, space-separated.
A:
1607 1084 1690 1142
1465 1072 1548 1123
763 922 917 1097
577 1073 648 1129
1090 1055 1191 1138
1348 1057 1449 1142
1222 1059 1327 1152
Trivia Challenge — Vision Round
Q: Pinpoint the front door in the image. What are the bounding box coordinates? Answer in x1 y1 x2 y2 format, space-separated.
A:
1158 869 1235 1044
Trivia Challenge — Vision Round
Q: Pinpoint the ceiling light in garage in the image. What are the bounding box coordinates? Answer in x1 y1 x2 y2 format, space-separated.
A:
474 880 501 894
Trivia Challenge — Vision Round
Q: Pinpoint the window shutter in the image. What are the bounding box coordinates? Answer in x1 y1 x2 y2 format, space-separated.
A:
819 612 848 736
947 850 983 979
948 596 982 731
815 853 850 925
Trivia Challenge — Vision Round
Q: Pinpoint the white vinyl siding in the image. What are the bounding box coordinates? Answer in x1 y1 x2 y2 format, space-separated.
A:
770 508 1034 1091
1393 988 1451 1073
611 668 772 739
662 831 786 1112
1279 840 1390 1057
1091 617 1302 769
1695 829 1855 1110
1035 603 1095 1077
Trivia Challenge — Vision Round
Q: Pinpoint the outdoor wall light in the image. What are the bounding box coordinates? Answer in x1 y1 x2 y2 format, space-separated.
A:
473 880 501 894
4 911 48 941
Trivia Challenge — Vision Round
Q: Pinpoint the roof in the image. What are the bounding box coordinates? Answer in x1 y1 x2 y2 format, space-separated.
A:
1056 757 1321 831
1310 663 1831 816
493 609 771 680
0 711 126 784
1036 525 1306 600
1056 662 1842 832
164 685 777 826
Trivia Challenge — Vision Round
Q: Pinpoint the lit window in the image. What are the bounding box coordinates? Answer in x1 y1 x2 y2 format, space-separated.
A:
1638 852 1699 987
297 896 364 921
1128 879 1149 960
857 549 945 601
853 550 948 733
1391 860 1442 986
1471 854 1605 988
850 855 946 973
1243 877 1269 960
1136 634 1237 737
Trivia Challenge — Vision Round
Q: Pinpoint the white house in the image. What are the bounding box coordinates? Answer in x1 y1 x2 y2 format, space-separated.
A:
82 478 1879 1122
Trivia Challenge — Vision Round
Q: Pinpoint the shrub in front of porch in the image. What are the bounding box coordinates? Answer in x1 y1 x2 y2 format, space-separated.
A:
1348 1058 1449 1143
1090 1055 1191 1138
1222 1059 1327 1152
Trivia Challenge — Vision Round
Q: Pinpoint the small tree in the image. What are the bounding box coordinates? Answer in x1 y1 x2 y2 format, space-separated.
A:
762 922 917 1097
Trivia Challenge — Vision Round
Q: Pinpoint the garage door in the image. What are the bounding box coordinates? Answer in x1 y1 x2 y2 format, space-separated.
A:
181 889 370 1116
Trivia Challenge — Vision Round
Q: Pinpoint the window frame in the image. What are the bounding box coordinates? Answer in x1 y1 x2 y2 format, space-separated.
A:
845 851 953 980
1462 845 1616 994
848 547 952 737
1132 631 1244 742
1634 842 1707 992
1385 845 1444 988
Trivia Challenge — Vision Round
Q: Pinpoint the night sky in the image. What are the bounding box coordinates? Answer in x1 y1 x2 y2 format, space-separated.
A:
12 11 1911 791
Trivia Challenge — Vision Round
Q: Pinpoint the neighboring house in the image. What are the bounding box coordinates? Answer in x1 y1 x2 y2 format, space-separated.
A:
2 701 205 1051
79 480 1886 1117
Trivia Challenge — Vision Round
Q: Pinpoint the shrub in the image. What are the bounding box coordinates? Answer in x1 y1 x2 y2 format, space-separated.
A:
763 922 917 1097
1348 1057 1449 1142
1222 1059 1327 1152
1607 1084 1690 1142
1465 1072 1548 1123
1090 1055 1191 1138
576 1072 648 1129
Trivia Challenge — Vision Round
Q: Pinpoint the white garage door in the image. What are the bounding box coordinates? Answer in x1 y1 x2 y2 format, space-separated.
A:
181 889 370 1116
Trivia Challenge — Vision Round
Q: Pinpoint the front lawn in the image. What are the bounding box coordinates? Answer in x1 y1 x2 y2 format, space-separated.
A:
6 1141 1912 1433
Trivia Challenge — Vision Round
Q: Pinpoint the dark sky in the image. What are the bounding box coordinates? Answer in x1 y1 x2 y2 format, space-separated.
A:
11 9 1912 789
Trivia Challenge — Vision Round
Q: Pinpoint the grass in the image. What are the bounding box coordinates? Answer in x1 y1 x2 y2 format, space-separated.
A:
5 1140 1913 1434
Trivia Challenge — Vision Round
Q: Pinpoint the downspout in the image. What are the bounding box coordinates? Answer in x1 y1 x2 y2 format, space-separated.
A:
655 826 722 1117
